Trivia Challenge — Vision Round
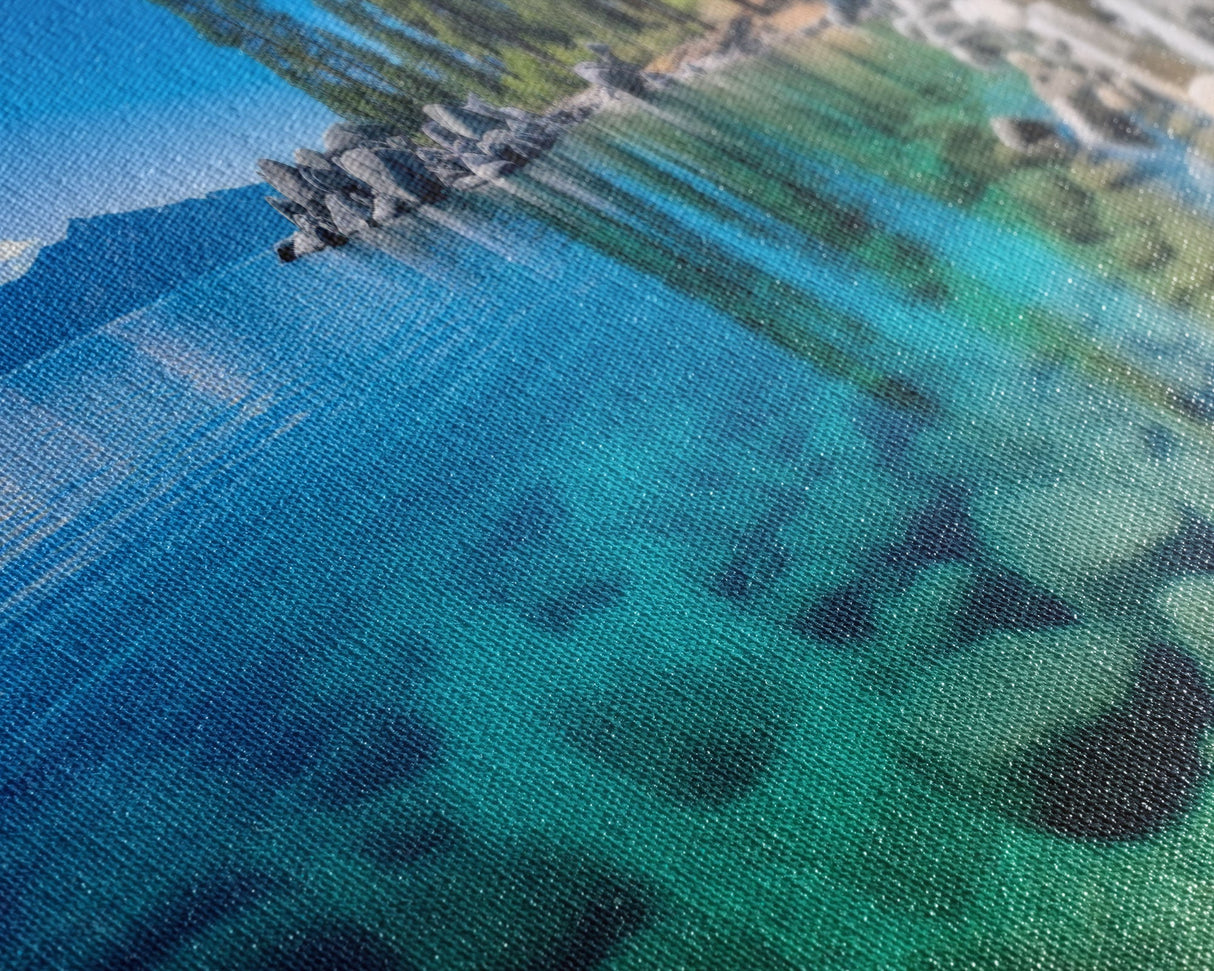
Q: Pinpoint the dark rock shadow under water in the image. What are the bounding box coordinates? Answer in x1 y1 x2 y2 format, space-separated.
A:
959 569 1078 641
793 584 876 647
886 486 977 571
257 926 410 971
564 664 786 807
1018 644 1214 842
528 578 627 634
92 870 280 971
306 708 442 811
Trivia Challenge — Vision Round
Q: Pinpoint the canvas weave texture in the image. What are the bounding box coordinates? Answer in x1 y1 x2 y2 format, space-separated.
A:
6 0 1214 967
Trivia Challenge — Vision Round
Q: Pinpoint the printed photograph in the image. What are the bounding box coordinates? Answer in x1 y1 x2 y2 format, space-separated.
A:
5 0 1214 966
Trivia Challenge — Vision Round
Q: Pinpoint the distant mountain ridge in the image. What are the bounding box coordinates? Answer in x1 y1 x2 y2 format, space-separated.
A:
0 184 285 375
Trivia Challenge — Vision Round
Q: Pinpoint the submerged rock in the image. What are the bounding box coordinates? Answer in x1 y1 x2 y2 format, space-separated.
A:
1156 516 1214 573
887 488 977 569
361 812 460 871
1021 644 1214 841
259 927 405 971
793 585 876 645
902 624 1139 787
549 873 656 969
972 481 1181 596
95 871 279 971
962 569 1078 637
712 529 791 601
565 661 786 807
309 709 441 810
530 579 626 634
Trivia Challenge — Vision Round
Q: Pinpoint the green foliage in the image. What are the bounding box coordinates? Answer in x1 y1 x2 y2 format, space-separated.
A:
150 0 708 125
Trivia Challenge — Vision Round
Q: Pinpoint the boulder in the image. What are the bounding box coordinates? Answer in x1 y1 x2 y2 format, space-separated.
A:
480 129 543 164
1094 81 1139 114
916 14 970 45
572 60 646 96
292 228 326 257
449 136 480 156
422 103 499 140
420 121 460 151
257 158 318 208
1045 86 1154 150
946 31 1006 69
574 44 647 95
463 92 512 121
429 162 476 188
298 164 361 195
989 116 1074 159
290 212 345 247
294 147 335 171
322 120 398 154
371 194 410 224
506 118 559 145
827 0 867 26
414 146 453 166
325 192 373 236
335 147 443 204
951 0 1025 30
265 195 305 221
466 157 518 181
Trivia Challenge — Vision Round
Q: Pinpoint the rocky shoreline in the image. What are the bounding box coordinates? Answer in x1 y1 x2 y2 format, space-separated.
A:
874 0 1214 168
263 0 1214 264
261 24 777 263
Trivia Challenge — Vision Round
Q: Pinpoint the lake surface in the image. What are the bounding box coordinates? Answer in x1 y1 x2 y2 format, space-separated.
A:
5 25 1214 970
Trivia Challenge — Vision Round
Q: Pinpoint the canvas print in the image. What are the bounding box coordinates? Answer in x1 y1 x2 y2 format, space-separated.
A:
8 0 1214 966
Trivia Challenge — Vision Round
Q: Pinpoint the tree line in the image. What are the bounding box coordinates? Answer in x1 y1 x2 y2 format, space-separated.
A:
151 0 707 128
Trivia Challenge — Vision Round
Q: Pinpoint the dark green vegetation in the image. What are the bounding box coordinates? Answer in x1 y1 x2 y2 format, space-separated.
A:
151 0 704 126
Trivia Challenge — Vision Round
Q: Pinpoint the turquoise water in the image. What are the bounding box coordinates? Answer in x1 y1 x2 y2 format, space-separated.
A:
6 46 1214 970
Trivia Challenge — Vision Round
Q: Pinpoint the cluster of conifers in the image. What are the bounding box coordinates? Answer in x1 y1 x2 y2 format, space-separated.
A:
261 46 664 262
